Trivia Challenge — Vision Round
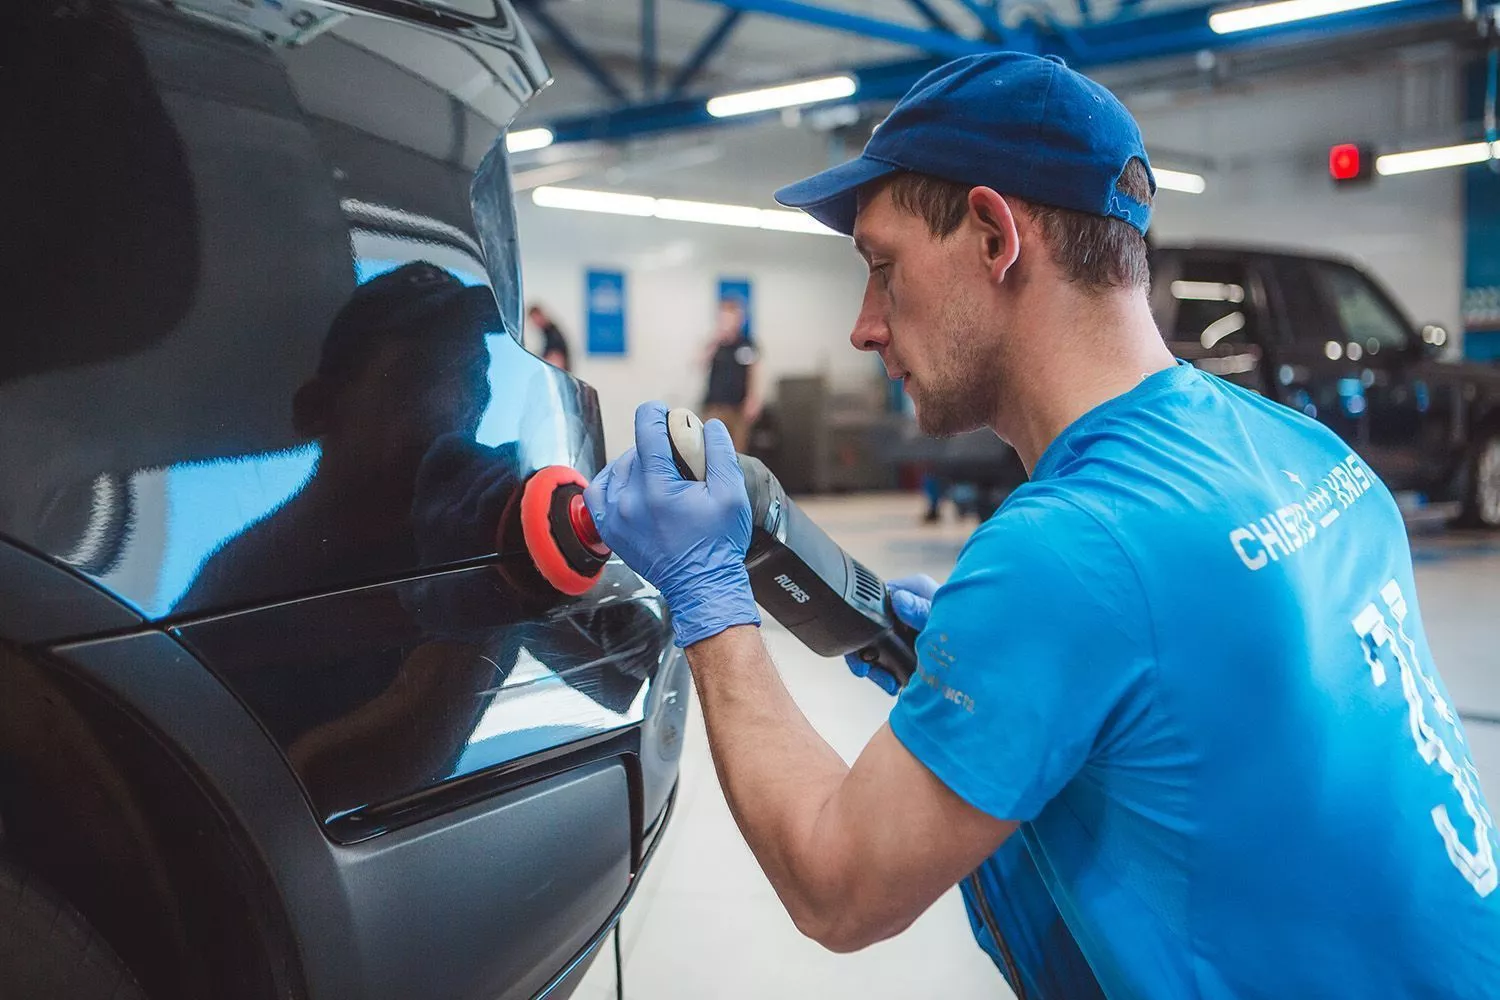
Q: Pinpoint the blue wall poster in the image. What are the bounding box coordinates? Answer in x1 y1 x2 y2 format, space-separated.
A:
718 277 753 343
586 268 627 356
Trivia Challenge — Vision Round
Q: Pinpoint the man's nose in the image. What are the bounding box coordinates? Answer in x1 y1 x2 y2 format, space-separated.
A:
849 280 888 353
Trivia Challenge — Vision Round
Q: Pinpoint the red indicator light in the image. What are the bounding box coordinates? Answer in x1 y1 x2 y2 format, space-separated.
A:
1329 143 1374 185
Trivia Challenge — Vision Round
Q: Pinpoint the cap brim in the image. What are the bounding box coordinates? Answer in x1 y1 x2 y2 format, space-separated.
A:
773 156 899 236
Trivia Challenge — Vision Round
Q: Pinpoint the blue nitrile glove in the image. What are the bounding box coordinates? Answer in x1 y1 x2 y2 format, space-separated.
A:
844 574 938 695
584 401 760 648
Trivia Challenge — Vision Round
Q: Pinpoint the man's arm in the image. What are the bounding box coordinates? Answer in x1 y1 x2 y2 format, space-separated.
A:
686 625 1016 952
741 358 763 424
584 402 1020 951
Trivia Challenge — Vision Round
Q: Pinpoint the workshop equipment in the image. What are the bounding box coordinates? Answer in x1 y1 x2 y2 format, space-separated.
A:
515 409 920 686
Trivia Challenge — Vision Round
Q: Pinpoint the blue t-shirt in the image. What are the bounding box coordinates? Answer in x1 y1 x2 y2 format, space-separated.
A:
890 363 1500 999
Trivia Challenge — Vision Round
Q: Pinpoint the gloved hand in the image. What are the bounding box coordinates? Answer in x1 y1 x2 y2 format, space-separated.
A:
845 574 938 695
584 401 760 648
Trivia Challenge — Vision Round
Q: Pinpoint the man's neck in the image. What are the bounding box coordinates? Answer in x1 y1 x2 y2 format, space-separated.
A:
994 289 1175 474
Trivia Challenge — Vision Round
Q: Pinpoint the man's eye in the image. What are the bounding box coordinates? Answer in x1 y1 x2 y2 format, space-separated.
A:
871 263 892 286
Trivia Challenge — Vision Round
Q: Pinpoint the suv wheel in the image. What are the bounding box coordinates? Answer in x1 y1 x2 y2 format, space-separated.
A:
1460 431 1500 530
0 854 147 1000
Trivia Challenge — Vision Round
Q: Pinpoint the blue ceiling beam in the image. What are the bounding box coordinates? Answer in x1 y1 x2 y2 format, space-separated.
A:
667 8 745 96
516 1 630 103
539 0 1463 145
904 0 964 35
685 0 995 58
949 0 1007 38
642 0 659 96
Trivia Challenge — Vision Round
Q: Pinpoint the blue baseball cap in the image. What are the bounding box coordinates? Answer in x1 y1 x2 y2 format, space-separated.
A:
774 52 1155 237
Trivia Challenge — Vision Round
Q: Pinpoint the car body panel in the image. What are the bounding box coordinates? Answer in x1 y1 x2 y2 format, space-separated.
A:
50 629 674 1000
0 541 143 646
2 0 588 620
173 565 674 838
4 3 685 998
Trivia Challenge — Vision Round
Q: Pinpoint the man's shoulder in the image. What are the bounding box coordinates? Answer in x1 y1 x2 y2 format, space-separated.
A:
956 489 1136 593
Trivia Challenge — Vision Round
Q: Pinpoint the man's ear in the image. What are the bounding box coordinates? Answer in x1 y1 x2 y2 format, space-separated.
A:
292 377 334 438
966 187 1020 284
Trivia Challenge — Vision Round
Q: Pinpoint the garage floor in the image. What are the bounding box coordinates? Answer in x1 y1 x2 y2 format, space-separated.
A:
576 493 1500 1000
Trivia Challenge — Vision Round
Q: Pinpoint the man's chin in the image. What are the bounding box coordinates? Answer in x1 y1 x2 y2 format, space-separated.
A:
914 403 984 438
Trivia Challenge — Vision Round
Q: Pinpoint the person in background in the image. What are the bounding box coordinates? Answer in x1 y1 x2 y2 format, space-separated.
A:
701 297 761 451
526 304 572 372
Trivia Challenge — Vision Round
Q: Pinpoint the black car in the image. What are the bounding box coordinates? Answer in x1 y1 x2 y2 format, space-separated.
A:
1153 243 1500 526
1 3 687 999
909 244 1500 526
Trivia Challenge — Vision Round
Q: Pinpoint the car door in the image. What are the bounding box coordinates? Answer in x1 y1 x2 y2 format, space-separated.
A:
1267 255 1433 490
1151 249 1275 394
1309 259 1450 492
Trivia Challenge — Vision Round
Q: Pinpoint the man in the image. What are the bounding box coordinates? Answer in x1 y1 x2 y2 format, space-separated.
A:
181 261 498 610
585 53 1500 998
527 303 572 372
701 296 761 451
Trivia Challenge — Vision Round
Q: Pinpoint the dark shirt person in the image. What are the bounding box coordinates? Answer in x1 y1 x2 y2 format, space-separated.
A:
701 297 760 451
527 304 572 372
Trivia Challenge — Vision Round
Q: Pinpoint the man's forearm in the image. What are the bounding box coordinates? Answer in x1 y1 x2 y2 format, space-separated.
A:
684 626 852 935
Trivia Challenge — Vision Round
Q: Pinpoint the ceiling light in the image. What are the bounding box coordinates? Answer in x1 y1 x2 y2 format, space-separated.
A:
531 186 654 216
758 210 840 235
706 75 857 118
1376 141 1498 176
505 127 554 154
1209 0 1400 34
530 186 844 236
1154 168 1207 194
654 198 765 228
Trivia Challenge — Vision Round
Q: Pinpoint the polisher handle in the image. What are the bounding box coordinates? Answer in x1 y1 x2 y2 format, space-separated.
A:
666 407 708 482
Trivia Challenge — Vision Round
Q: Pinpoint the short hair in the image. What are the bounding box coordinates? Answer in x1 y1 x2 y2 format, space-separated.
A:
880 158 1153 290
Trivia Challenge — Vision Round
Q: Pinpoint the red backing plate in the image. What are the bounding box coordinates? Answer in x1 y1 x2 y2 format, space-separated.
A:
519 466 600 596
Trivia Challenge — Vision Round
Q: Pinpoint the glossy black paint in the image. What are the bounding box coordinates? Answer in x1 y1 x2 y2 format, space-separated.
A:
1156 244 1500 500
3 3 684 998
2 0 584 620
175 564 674 837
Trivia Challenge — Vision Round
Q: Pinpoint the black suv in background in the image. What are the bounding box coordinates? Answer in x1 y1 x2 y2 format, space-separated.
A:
1153 244 1500 526
1 2 685 999
914 245 1500 526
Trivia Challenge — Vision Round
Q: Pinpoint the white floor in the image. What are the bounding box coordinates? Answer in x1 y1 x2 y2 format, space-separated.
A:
575 494 1500 1000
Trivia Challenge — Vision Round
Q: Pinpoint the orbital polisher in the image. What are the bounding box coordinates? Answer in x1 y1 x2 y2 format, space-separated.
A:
511 408 920 687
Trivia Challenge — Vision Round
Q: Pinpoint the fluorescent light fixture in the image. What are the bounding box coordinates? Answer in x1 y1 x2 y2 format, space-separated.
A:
505 127 554 153
1154 168 1208 194
758 210 840 235
1376 141 1498 176
654 198 765 228
531 186 655 217
1209 0 1400 34
530 187 843 237
706 75 857 118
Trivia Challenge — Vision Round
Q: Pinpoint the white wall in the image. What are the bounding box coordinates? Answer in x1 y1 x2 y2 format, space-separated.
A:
1128 47 1465 335
515 201 874 457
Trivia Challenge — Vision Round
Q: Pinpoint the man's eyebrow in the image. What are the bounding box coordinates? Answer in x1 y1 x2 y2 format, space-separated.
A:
852 236 872 261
